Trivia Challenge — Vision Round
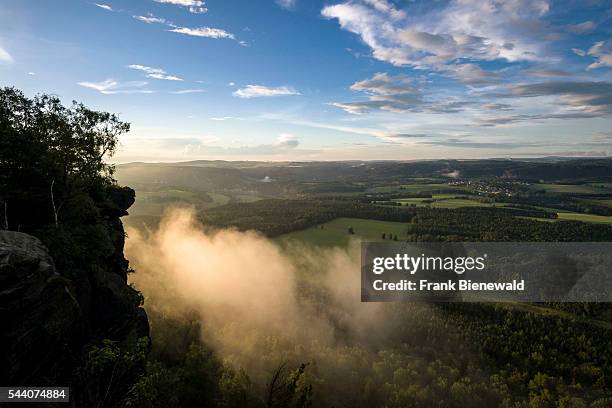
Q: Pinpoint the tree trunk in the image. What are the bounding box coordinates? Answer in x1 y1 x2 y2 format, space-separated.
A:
3 201 7 230
50 179 58 227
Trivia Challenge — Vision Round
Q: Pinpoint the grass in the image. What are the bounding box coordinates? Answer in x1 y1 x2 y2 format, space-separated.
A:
527 211 612 224
277 217 410 247
597 199 612 207
207 192 231 205
233 193 263 203
556 212 612 224
366 183 466 194
528 183 609 194
392 195 506 209
577 198 612 208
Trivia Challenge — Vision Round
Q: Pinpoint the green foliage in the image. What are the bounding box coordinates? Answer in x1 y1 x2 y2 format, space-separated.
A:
78 337 149 407
124 343 258 408
0 86 133 277
265 363 313 408
0 86 129 231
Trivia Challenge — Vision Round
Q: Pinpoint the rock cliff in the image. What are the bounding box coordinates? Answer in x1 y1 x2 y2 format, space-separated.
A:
0 186 149 387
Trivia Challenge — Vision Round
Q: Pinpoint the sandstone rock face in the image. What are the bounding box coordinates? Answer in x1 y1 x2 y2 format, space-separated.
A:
0 231 82 384
0 186 149 387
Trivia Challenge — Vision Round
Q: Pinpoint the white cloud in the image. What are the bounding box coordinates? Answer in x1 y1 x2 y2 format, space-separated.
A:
274 133 299 148
586 40 612 70
133 14 169 24
566 21 596 34
445 63 498 85
572 48 586 57
477 81 612 125
28 72 36 76
322 0 550 72
210 116 234 121
525 69 570 78
233 85 300 98
128 64 183 81
331 72 479 115
154 0 207 14
94 3 113 11
275 0 296 10
170 89 205 94
122 134 304 158
362 0 405 20
0 46 13 64
350 72 415 95
168 26 235 39
77 79 154 94
331 72 422 114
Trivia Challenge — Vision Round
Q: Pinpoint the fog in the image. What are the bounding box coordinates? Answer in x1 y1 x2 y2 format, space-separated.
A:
124 208 392 390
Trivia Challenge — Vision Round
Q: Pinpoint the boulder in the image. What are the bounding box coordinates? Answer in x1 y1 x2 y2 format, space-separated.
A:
0 231 82 385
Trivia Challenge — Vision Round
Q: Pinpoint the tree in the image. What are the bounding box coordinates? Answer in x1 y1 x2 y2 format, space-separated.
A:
0 87 129 231
265 362 312 408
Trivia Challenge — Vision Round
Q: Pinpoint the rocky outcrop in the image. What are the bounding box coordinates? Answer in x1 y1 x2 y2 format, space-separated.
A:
89 186 148 342
0 231 82 384
0 186 149 387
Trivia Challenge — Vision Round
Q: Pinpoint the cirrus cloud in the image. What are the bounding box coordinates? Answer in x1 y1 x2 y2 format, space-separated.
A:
233 85 300 98
0 46 13 64
94 3 113 11
168 26 235 39
275 0 296 11
170 89 205 94
77 79 155 94
128 64 183 81
586 40 612 70
154 0 207 14
133 14 169 25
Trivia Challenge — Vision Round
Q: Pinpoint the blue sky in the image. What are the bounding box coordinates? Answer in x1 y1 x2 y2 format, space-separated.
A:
0 0 611 161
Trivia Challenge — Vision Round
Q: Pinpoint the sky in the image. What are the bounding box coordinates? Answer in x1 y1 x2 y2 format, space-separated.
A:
0 0 611 162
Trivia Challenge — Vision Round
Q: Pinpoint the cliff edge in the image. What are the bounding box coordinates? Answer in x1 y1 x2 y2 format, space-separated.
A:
0 186 149 387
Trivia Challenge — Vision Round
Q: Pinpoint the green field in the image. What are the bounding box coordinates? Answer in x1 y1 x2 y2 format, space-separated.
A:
278 217 409 247
578 198 612 208
392 194 504 209
597 199 612 207
207 192 231 205
366 183 466 194
529 183 610 194
556 212 612 224
527 211 612 224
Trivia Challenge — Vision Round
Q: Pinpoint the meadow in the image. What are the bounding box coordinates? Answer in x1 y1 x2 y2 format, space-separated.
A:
277 217 410 247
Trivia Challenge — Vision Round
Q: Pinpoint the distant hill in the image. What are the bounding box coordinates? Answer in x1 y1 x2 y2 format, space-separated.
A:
116 158 612 188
